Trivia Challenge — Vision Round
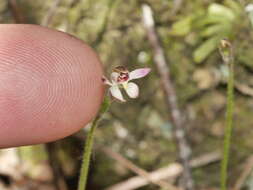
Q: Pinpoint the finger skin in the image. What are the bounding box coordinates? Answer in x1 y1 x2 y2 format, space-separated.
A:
0 24 104 148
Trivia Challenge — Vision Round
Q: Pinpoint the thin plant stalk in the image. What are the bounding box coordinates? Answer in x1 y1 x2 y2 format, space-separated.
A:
219 39 235 190
78 97 110 190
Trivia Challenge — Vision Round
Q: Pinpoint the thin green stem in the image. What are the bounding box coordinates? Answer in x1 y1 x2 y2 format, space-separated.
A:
220 56 234 190
77 115 99 190
78 97 110 190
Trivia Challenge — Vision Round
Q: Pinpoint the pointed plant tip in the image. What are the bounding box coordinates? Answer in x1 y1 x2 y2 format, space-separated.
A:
142 68 151 77
218 39 233 63
220 39 232 49
139 67 151 76
142 67 151 72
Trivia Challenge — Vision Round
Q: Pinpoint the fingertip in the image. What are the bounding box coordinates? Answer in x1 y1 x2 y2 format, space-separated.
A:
0 24 104 148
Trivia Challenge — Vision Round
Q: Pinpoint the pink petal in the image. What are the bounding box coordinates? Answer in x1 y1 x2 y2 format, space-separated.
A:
129 68 151 80
102 76 112 86
125 82 139 98
109 85 126 102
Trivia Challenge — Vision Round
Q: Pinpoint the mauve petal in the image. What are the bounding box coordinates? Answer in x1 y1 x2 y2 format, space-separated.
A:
125 82 139 98
109 85 125 102
102 76 112 86
129 68 151 80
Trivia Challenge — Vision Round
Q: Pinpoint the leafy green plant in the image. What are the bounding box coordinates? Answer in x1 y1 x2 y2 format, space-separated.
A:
193 1 242 63
170 0 243 63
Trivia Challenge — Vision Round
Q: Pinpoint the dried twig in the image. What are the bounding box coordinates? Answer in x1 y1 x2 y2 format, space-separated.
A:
234 82 253 97
171 0 184 16
41 0 62 26
105 151 221 190
142 4 194 190
101 146 181 190
8 0 25 23
233 155 253 190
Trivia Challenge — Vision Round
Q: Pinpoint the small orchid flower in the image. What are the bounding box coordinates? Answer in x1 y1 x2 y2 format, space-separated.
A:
103 66 151 102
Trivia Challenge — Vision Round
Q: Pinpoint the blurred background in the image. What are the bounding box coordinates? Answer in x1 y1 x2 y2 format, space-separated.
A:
1 0 253 189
